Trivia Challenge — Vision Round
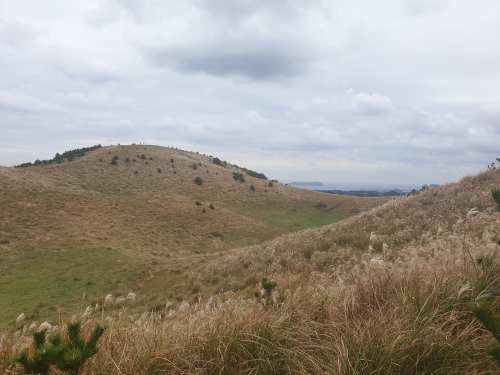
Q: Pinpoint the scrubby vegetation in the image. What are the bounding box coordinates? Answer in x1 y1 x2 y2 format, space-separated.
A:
472 302 500 364
4 145 500 374
492 189 500 211
211 157 225 167
243 168 267 180
194 176 203 186
233 171 245 183
15 145 102 168
2 251 498 374
15 321 105 375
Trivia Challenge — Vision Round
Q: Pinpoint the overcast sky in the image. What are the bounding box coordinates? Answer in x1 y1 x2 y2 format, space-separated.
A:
1 0 499 186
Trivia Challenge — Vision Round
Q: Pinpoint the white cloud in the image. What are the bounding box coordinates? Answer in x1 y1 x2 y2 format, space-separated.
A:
352 92 393 115
0 91 60 113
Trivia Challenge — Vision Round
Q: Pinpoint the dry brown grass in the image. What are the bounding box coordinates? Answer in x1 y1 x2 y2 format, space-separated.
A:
0 145 385 326
2 248 498 374
2 149 500 374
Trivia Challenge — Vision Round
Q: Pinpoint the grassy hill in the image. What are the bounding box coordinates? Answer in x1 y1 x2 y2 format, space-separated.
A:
0 144 386 328
2 161 499 374
1 152 499 373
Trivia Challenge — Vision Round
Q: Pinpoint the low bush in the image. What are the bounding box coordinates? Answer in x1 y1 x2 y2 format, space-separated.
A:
194 177 203 186
492 189 500 211
16 322 105 375
233 172 245 183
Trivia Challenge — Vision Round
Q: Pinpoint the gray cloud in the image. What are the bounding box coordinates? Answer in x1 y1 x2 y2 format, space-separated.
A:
144 38 312 79
0 0 499 186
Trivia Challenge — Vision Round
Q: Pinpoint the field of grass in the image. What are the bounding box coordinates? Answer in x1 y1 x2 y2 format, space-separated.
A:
1 156 499 374
0 244 139 328
249 206 348 232
0 145 386 328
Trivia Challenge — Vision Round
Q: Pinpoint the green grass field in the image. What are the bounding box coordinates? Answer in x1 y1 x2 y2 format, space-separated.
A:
0 244 139 328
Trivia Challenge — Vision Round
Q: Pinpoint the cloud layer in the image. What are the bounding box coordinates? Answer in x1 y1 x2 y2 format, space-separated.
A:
1 0 499 186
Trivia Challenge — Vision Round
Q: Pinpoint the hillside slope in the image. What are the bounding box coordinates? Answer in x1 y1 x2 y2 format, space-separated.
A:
142 168 500 303
0 145 385 326
2 164 499 374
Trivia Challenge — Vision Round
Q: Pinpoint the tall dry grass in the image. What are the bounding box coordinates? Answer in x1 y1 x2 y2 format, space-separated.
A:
2 248 498 374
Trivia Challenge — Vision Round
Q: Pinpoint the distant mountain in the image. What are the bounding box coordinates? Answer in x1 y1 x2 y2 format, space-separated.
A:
288 181 324 187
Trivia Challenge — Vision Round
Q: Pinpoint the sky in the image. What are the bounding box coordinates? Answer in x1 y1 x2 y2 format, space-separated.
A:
1 0 499 186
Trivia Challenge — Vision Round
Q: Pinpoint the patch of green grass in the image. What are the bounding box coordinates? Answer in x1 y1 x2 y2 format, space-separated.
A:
0 244 137 329
243 206 348 233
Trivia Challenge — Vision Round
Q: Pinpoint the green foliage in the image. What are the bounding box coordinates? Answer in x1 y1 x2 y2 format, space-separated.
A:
249 185 256 192
233 171 245 183
15 330 53 375
244 169 267 180
192 163 198 170
110 156 119 165
492 189 500 211
209 203 215 210
15 145 102 168
268 181 274 188
194 176 203 186
260 277 277 306
472 302 500 364
16 322 106 375
212 157 225 166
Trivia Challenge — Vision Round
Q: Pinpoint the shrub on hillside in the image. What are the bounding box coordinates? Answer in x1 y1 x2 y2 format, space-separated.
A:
194 177 203 186
16 145 102 168
472 302 500 364
16 321 105 375
250 185 255 192
110 156 119 165
212 157 224 166
492 189 500 211
233 171 245 183
192 163 198 170
258 277 277 306
245 169 267 180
